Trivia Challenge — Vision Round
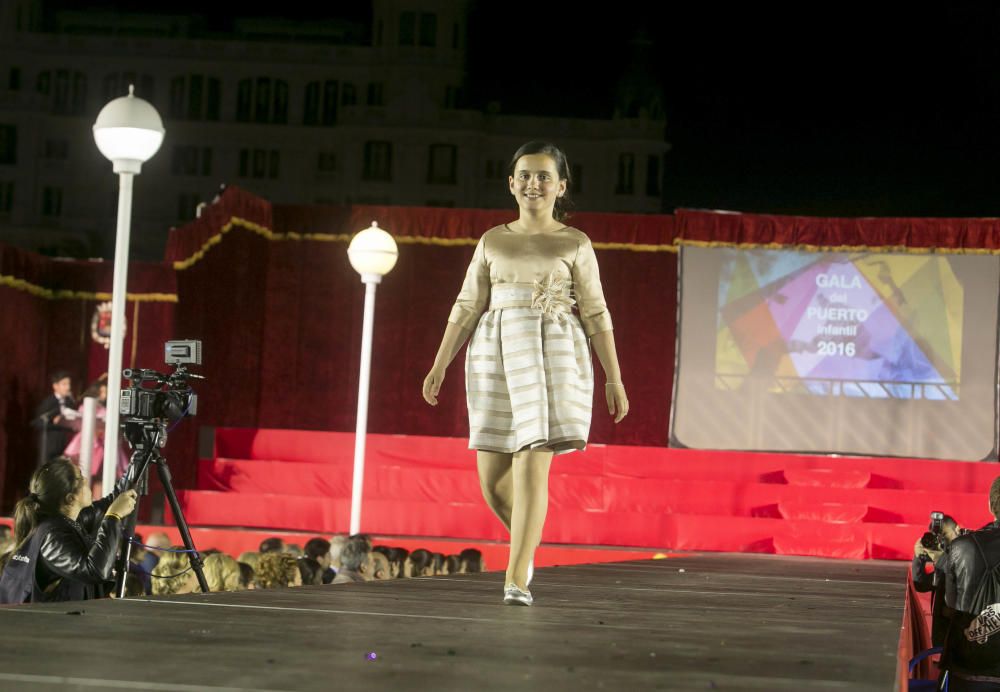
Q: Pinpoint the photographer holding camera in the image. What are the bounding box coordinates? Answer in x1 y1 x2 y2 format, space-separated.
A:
0 456 136 604
912 513 964 593
925 476 1000 691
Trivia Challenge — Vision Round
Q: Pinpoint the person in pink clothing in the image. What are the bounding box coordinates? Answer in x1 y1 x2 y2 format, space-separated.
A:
63 375 128 495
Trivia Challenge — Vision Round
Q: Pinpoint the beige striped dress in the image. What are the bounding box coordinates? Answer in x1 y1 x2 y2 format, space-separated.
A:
447 224 614 456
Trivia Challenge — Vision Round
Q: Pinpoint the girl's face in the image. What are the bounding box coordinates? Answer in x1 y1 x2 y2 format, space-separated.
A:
98 385 107 403
509 154 566 216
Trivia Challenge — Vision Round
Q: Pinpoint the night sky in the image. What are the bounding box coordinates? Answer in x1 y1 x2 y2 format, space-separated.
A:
47 1 1000 217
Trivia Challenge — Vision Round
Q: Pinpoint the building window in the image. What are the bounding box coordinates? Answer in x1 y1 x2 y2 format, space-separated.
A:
342 83 357 106
9 68 21 91
571 164 583 194
177 193 201 222
0 182 13 213
0 125 16 165
237 79 252 122
43 139 68 160
363 141 392 181
239 149 280 179
646 155 661 197
428 144 456 184
399 12 415 45
485 159 506 180
238 77 289 124
42 186 63 217
172 146 212 176
42 70 86 115
305 80 338 126
616 153 635 194
367 83 384 107
170 75 221 121
304 83 320 125
419 13 437 47
317 152 337 173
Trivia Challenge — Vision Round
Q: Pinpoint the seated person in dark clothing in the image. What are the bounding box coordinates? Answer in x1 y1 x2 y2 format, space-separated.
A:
0 456 136 603
31 371 79 463
304 537 335 584
933 477 1000 691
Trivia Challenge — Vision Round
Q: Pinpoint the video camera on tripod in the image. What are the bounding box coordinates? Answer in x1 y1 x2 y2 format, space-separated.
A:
114 339 210 597
121 340 201 424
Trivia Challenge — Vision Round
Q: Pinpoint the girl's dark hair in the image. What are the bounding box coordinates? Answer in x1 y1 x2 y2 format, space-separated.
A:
237 561 255 589
388 547 409 578
297 557 322 586
13 457 81 550
507 140 574 222
407 549 433 577
459 548 484 574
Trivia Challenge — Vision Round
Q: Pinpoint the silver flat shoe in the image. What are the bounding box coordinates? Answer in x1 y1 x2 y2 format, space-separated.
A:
503 583 533 606
527 558 534 587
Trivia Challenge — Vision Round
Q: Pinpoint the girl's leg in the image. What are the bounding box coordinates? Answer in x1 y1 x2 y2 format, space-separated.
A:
506 448 554 590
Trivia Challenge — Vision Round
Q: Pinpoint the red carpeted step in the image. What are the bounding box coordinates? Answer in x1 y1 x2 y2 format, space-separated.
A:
778 501 869 523
784 468 872 488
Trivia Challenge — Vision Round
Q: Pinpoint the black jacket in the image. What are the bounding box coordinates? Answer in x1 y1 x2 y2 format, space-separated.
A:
937 521 1000 679
0 476 128 604
31 394 77 461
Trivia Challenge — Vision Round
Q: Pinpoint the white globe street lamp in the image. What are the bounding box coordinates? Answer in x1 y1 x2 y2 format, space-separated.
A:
347 221 398 535
93 85 164 493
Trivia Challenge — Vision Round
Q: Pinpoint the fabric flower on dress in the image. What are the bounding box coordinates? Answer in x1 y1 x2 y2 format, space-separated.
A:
531 271 576 320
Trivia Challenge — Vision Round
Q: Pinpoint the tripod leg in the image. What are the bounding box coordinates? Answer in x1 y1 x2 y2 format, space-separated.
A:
114 494 142 598
155 457 210 594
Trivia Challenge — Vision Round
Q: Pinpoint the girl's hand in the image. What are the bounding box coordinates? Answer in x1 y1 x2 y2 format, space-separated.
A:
605 383 629 423
423 368 446 406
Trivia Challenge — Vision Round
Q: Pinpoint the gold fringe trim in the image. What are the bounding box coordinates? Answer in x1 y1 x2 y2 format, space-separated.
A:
172 217 679 270
674 238 1000 255
0 274 178 303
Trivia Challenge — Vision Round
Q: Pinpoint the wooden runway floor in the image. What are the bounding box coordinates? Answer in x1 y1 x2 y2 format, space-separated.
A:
0 553 905 691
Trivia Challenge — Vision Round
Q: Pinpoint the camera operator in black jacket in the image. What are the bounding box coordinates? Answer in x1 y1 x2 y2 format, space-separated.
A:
931 476 1000 691
0 456 136 603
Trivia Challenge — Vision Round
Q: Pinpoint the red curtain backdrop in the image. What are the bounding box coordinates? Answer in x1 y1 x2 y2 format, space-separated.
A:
0 243 176 511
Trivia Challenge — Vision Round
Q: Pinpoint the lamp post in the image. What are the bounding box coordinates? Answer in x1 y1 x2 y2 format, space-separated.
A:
347 221 398 535
93 85 164 492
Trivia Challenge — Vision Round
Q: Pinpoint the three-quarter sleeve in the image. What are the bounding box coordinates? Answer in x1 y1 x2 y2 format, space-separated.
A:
572 234 613 337
447 233 491 331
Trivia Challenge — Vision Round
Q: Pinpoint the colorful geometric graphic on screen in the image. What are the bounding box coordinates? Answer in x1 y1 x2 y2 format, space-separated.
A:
716 250 961 399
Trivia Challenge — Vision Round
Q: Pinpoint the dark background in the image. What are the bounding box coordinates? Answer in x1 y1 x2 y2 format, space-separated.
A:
41 1 1000 218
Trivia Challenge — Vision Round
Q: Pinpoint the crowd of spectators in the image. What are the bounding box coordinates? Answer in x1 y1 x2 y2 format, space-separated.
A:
108 532 486 597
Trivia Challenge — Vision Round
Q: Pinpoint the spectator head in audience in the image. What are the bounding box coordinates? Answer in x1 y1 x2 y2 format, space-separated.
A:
0 525 12 541
444 555 461 576
328 534 349 571
237 551 262 572
405 549 434 577
297 557 323 586
431 552 446 575
387 547 409 578
259 537 285 554
203 553 243 592
151 548 197 596
305 538 332 570
238 562 255 590
460 548 485 573
370 551 392 580
285 544 303 558
122 571 145 598
254 553 301 589
331 536 373 583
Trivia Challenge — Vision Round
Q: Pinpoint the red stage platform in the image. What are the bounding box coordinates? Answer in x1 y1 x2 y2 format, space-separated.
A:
170 427 999 561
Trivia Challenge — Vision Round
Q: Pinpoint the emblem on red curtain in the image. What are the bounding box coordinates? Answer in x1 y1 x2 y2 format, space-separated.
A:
90 301 124 349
